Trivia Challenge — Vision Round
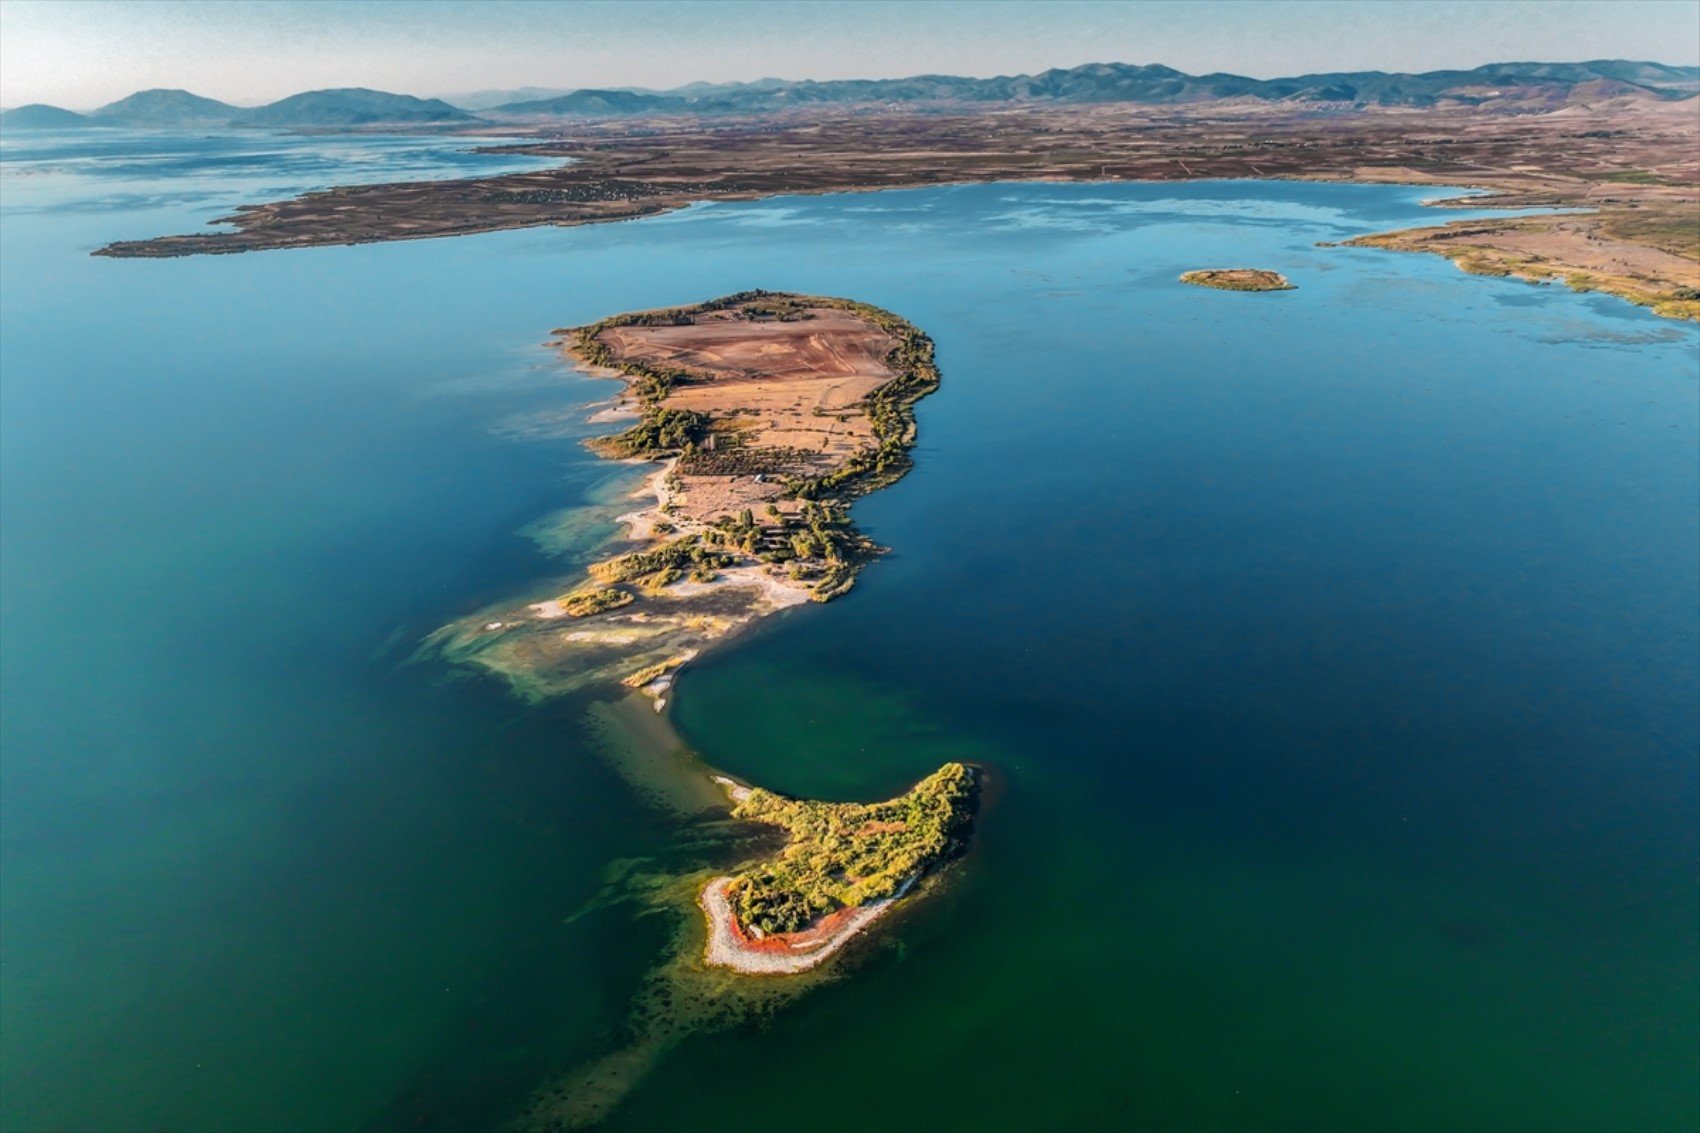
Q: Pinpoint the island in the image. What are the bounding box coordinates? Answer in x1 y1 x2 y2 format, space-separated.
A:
703 763 976 974
1181 268 1296 291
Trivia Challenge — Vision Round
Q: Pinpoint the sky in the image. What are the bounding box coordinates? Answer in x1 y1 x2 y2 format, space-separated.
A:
2 0 1697 109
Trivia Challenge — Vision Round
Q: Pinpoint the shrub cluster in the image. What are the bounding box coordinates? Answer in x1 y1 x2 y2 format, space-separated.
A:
590 536 736 586
556 586 634 617
727 762 976 936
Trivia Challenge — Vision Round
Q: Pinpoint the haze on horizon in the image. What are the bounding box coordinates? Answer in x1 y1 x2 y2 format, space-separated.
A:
2 0 1698 111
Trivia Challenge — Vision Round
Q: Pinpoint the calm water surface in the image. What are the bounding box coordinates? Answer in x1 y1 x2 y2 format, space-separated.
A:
2 135 1695 1132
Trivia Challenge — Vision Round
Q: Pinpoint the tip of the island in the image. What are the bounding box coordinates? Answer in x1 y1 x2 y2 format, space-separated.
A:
1180 268 1297 291
702 763 976 975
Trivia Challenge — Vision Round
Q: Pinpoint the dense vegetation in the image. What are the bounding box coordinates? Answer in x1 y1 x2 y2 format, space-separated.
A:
727 762 976 936
592 407 708 457
590 535 737 589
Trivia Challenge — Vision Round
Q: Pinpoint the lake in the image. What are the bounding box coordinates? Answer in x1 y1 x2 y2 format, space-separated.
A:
2 132 1695 1132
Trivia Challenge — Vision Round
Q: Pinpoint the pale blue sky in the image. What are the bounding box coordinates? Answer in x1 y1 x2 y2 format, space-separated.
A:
3 0 1697 109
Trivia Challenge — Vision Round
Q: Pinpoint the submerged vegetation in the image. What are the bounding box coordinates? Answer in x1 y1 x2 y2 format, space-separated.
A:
726 762 976 936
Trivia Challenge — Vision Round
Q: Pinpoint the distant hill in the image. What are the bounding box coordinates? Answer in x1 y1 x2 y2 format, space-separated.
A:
447 76 790 108
481 58 1700 118
436 85 580 111
241 88 475 127
0 103 97 129
491 89 677 117
91 89 242 127
5 87 475 131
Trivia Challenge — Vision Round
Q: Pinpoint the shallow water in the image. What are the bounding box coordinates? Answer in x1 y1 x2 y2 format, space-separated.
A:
2 138 1695 1132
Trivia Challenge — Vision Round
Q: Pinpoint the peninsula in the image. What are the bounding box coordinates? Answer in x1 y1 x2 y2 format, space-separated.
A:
431 291 971 971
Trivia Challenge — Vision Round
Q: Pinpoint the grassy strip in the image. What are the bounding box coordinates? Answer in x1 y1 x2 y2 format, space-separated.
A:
1345 229 1700 322
589 535 737 588
621 655 691 688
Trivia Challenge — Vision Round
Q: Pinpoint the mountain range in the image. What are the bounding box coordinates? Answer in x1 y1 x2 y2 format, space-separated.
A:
5 60 1696 130
1 88 475 130
482 59 1700 117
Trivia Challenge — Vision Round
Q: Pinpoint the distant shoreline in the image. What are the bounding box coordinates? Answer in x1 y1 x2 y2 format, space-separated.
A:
86 100 1699 323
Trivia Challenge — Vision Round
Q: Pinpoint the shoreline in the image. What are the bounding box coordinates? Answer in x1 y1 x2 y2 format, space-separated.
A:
698 873 916 975
98 172 1699 322
697 762 974 975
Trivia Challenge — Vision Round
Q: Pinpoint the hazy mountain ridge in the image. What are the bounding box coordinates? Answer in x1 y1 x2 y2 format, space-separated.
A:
0 103 100 128
479 58 1700 116
5 60 1695 130
240 89 473 127
90 89 243 127
3 87 474 129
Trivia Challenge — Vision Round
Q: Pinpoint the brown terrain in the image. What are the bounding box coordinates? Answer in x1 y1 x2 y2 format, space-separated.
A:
602 308 895 517
93 98 1700 318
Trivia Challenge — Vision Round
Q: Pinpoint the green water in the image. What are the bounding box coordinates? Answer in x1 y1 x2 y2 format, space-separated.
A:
2 132 1695 1131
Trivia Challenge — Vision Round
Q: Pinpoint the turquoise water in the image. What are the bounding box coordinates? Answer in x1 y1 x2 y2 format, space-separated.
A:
2 137 1696 1132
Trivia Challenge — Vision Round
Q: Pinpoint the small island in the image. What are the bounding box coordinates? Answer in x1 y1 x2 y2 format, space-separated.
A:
1180 268 1296 291
702 764 976 974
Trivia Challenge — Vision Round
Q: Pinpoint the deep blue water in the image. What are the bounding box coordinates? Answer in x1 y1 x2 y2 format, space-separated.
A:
2 134 1696 1131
